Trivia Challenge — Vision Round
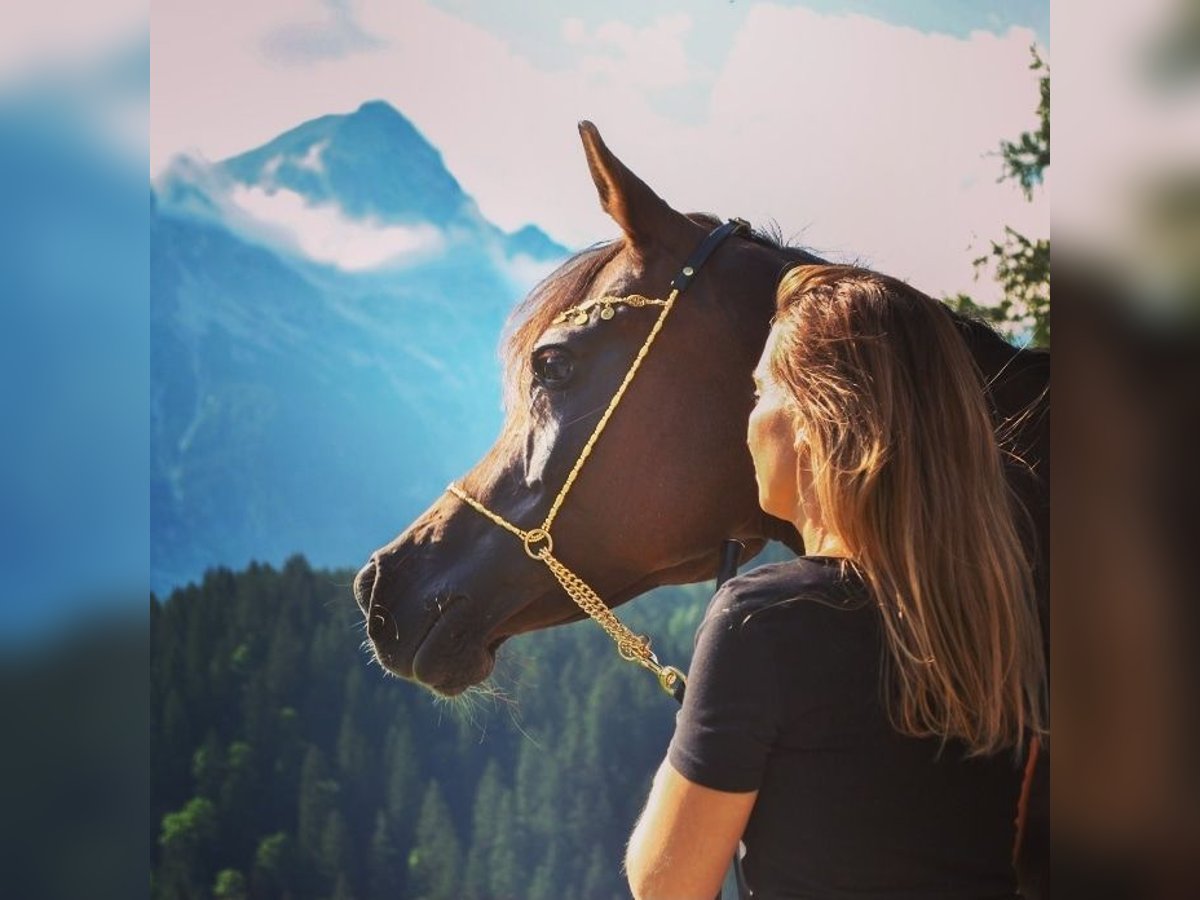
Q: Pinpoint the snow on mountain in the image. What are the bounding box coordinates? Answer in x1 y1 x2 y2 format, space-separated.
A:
151 101 569 593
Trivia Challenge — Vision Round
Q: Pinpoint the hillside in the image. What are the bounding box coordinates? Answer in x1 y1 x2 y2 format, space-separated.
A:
151 556 714 900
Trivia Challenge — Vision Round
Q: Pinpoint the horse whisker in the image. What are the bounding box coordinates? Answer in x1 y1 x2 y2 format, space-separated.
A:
561 401 609 430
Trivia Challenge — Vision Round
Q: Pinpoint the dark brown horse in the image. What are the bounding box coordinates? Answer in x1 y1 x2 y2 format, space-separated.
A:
353 122 1047 695
353 121 1049 890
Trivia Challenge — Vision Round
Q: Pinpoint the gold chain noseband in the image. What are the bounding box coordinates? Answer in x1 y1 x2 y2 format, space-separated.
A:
447 220 748 698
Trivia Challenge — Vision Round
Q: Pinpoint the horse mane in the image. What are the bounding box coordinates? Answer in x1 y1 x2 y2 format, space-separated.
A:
498 213 1045 426
499 213 777 421
699 215 1050 453
500 240 623 421
735 216 1049 374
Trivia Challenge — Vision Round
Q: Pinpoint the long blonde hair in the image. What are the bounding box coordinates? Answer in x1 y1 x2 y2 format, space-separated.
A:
769 264 1046 755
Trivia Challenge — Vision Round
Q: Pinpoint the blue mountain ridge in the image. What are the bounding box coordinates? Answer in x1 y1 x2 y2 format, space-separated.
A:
151 101 569 594
221 100 470 226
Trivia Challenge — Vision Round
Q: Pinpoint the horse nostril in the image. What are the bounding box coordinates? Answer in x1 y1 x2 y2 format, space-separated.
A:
353 559 377 615
367 606 392 640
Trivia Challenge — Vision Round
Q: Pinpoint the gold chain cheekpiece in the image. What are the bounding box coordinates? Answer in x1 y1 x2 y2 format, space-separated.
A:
447 283 686 698
446 484 683 697
444 219 747 699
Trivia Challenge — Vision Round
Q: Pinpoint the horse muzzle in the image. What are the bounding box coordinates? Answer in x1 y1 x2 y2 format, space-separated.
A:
353 554 509 696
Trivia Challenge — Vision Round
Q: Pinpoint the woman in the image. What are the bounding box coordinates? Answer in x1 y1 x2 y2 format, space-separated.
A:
625 265 1047 899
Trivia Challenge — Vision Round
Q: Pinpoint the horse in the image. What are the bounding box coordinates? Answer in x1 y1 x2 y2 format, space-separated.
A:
352 122 1049 894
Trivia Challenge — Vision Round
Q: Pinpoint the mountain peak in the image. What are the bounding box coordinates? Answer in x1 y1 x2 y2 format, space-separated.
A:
506 223 570 261
219 101 468 225
354 98 402 118
341 99 426 147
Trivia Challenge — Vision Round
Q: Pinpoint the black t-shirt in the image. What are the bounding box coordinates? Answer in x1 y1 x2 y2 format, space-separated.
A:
667 558 1024 899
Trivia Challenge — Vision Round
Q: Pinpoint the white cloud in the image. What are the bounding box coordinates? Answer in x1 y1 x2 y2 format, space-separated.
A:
562 18 586 45
502 252 563 293
259 0 381 65
295 139 328 173
699 5 1047 299
575 14 695 91
152 0 1047 300
229 184 444 271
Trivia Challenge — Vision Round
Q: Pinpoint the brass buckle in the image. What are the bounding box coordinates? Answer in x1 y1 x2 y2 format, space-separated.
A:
657 665 686 697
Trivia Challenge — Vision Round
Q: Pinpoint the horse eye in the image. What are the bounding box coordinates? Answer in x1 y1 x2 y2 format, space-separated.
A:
531 346 575 388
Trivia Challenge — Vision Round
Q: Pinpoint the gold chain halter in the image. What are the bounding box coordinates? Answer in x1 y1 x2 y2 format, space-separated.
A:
447 220 748 698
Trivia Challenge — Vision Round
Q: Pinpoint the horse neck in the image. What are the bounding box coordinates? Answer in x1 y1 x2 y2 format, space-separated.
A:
726 239 822 346
957 319 1050 434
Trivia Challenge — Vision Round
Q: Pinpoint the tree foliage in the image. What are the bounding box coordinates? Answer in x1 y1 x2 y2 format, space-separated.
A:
213 869 248 900
949 48 1050 347
150 554 717 899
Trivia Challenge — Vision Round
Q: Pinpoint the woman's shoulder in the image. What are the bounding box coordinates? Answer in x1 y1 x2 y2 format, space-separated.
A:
703 556 871 631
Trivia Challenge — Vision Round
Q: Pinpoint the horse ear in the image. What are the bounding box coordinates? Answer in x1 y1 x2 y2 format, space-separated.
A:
578 121 693 251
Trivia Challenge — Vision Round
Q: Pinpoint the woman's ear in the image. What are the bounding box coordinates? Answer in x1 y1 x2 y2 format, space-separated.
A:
789 408 808 453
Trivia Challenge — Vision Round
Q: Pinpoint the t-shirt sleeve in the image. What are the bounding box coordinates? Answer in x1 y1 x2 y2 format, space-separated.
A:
667 588 780 792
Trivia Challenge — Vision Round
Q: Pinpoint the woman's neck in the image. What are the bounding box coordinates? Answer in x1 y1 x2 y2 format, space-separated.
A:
799 519 849 559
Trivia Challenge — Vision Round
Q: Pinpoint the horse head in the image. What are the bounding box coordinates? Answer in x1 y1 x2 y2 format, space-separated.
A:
354 123 806 695
353 124 1050 700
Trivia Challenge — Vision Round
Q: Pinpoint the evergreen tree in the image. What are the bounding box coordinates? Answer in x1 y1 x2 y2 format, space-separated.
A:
297 745 338 856
150 559 709 898
157 796 217 900
218 739 263 860
367 811 404 900
212 867 248 900
582 842 621 900
157 688 192 810
330 872 357 900
191 730 225 799
274 705 305 805
487 787 522 900
408 780 462 900
514 735 555 854
527 840 568 900
241 669 279 751
336 707 369 778
382 720 421 848
265 614 305 705
251 831 298 900
462 759 504 899
334 704 371 816
317 809 352 883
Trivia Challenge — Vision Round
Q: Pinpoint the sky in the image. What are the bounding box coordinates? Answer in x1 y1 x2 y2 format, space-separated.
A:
151 0 1050 301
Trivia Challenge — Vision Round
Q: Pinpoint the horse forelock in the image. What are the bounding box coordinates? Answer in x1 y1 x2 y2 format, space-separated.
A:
495 214 823 435
499 240 624 425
